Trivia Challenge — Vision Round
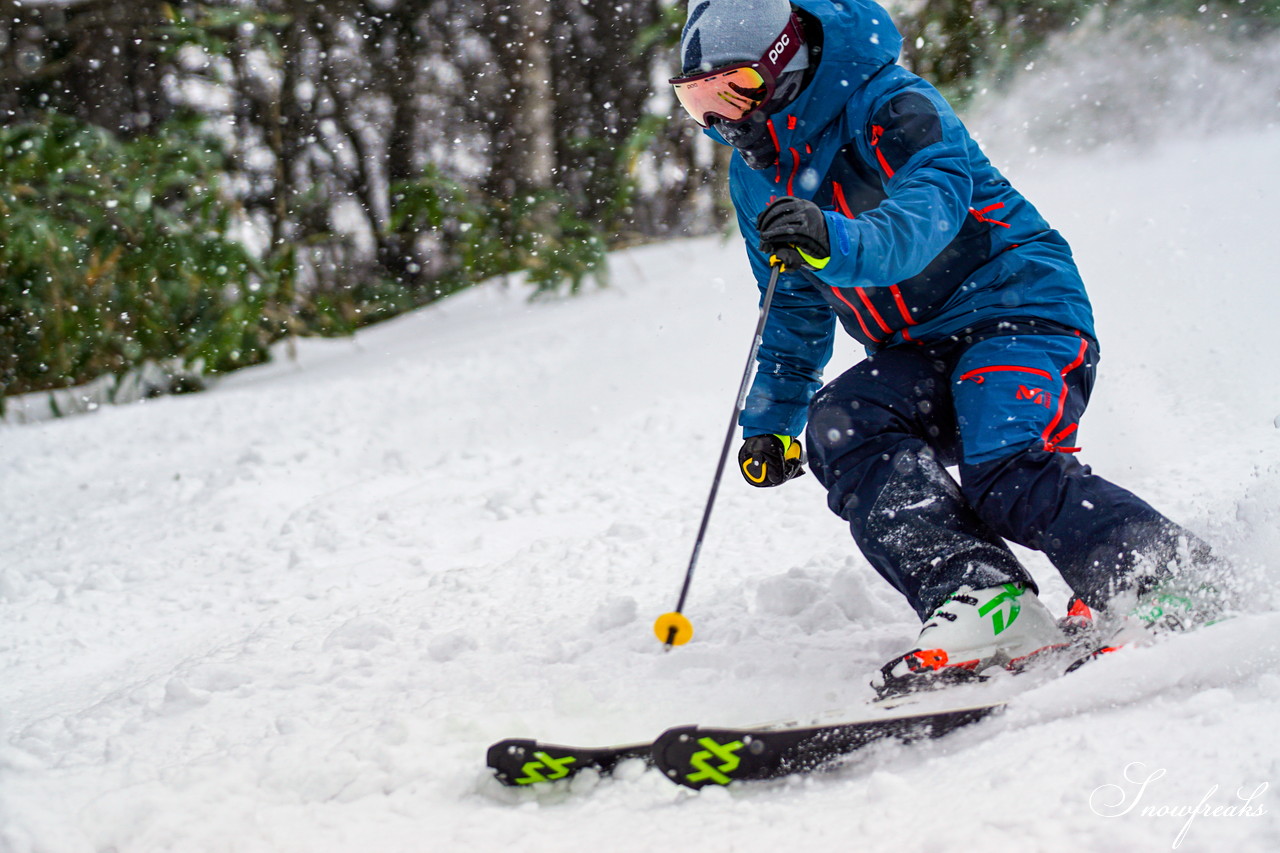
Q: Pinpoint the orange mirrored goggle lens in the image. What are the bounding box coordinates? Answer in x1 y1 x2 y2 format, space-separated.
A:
671 65 769 128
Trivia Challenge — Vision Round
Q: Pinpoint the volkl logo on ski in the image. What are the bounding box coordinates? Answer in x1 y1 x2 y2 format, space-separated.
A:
687 737 744 786
515 751 577 785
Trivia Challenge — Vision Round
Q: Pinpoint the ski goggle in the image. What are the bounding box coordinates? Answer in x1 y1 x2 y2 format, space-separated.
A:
670 14 805 128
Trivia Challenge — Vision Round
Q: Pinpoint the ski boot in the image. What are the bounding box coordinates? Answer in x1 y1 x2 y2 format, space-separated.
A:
1061 576 1231 672
1131 575 1229 633
873 583 1066 700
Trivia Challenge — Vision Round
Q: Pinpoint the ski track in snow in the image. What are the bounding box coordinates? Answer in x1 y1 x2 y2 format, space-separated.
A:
3 131 1280 852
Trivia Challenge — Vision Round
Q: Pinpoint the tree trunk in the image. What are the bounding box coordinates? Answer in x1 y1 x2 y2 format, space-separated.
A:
0 0 170 134
485 0 555 200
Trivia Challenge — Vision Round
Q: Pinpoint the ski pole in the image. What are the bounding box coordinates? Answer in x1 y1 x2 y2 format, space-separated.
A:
654 259 783 650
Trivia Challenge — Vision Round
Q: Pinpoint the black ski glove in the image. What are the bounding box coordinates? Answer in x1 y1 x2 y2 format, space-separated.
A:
738 434 805 488
756 196 830 271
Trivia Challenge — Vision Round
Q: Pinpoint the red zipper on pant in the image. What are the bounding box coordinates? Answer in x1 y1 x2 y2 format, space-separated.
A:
958 365 1054 384
1041 337 1089 452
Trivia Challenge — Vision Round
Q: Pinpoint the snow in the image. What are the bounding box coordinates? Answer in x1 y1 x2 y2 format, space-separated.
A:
4 129 1280 852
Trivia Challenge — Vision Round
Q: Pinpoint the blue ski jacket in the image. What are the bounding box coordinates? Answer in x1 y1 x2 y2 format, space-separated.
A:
721 0 1096 439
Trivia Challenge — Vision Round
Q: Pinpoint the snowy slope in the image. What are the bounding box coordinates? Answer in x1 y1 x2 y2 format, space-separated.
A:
3 129 1280 852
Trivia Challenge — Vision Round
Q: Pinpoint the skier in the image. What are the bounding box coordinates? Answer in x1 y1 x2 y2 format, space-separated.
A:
670 0 1227 693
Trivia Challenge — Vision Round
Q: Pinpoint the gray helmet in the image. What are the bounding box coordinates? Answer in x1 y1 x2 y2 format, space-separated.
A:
680 0 810 76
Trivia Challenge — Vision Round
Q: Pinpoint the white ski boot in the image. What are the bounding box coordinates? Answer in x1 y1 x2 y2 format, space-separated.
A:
1056 577 1232 673
1132 575 1229 633
873 583 1066 698
1118 529 1232 635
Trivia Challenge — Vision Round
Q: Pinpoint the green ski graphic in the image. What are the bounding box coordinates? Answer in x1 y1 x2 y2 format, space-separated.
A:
686 737 744 786
514 751 577 785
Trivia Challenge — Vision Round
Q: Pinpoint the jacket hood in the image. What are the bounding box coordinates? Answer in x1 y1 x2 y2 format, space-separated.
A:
703 0 903 153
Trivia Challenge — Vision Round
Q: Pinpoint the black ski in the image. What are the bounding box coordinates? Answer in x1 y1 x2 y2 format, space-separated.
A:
486 738 652 786
487 701 1002 789
650 701 1003 789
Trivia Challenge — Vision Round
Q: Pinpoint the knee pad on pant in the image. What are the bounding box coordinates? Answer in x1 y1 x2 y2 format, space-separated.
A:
806 385 914 489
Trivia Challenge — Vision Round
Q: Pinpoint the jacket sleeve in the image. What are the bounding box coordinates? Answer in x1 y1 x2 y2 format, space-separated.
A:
813 88 974 289
733 180 836 438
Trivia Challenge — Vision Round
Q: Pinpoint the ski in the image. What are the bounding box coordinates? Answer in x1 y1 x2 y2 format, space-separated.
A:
486 737 652 786
651 701 1003 789
487 700 1002 789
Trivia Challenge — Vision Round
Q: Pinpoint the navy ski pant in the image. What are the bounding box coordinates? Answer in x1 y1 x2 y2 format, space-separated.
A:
804 333 1188 620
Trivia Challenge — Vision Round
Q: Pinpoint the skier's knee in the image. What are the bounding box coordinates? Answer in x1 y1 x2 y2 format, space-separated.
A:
806 385 897 453
805 389 898 486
